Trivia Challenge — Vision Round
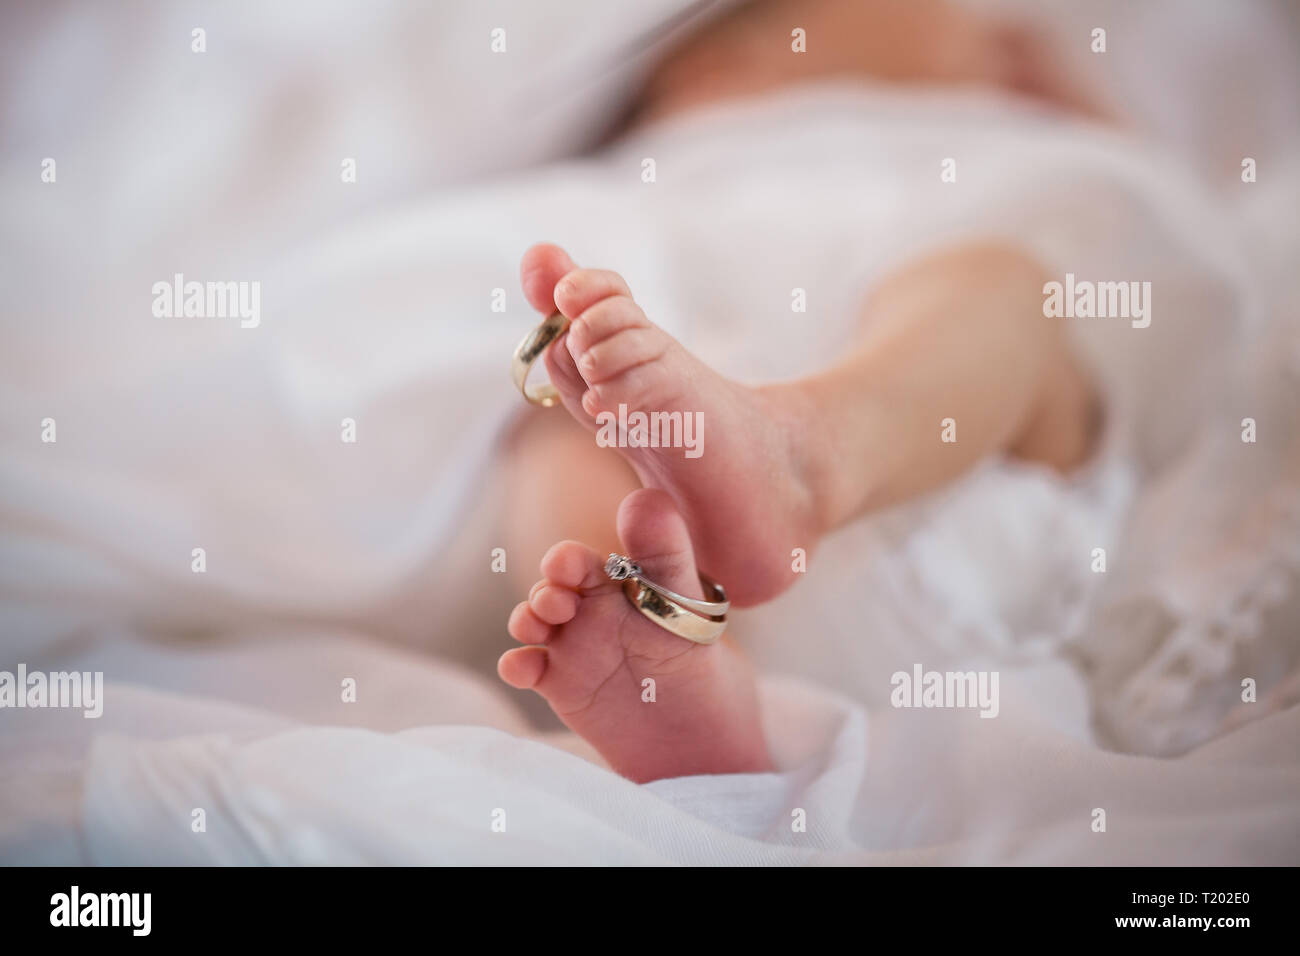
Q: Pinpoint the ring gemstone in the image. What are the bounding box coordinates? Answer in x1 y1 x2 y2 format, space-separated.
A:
604 554 642 581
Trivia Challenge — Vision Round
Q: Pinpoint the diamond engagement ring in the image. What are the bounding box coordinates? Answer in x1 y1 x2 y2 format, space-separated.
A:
604 553 729 645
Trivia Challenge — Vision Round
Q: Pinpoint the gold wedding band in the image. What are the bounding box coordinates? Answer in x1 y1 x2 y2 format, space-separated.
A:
510 311 570 407
606 554 728 645
622 576 729 645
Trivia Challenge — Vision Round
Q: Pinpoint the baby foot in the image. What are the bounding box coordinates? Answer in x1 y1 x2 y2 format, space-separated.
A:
497 488 771 783
519 243 823 606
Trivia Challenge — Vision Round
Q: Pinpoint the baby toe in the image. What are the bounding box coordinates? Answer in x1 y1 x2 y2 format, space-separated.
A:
553 268 632 319
529 584 581 625
539 540 604 590
542 328 588 403
567 295 649 355
616 488 702 600
508 601 553 644
497 646 549 689
577 327 669 385
583 356 681 417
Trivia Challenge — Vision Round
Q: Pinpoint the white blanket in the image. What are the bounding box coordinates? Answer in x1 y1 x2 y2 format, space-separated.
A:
4 630 1297 865
2 0 1298 865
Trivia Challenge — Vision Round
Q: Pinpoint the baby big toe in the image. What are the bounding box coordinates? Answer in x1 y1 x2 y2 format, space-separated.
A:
615 488 702 602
